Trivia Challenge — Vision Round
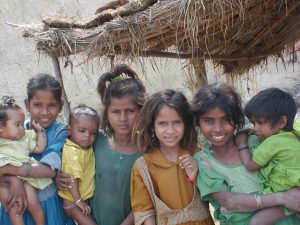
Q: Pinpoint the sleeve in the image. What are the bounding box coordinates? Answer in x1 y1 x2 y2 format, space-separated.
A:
61 145 82 179
38 125 67 170
26 130 37 153
252 137 277 166
130 163 155 225
194 152 229 201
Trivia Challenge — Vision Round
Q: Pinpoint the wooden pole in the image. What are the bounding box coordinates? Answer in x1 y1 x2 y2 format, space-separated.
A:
51 56 70 121
190 59 207 92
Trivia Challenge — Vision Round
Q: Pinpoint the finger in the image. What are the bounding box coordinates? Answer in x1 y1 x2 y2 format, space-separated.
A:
5 194 16 211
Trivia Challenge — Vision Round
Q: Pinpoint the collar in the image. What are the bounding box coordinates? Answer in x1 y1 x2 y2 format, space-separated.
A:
65 138 93 151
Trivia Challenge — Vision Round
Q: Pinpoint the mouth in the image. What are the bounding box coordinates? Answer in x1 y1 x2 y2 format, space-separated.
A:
210 134 225 142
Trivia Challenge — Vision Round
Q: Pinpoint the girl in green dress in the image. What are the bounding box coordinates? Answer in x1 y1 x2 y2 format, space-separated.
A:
57 64 146 225
191 83 300 225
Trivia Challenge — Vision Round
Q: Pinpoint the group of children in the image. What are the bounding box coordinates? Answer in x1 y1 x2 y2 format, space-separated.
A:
0 65 300 225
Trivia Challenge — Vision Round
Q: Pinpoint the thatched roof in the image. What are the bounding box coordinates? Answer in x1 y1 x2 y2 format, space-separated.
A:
21 0 300 75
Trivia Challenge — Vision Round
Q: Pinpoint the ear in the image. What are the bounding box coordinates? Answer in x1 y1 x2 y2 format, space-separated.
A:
0 122 6 133
25 99 30 113
278 116 288 129
66 124 72 136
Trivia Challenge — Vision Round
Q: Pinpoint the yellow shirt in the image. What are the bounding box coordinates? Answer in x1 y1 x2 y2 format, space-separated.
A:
58 139 95 201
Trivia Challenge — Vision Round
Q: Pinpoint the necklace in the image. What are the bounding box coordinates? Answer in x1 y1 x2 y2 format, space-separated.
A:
111 133 134 147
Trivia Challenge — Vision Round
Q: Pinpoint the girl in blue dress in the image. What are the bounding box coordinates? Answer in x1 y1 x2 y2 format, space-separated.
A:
0 73 75 225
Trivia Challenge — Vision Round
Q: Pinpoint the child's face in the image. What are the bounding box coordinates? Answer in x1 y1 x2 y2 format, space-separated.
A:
25 90 63 128
198 107 235 147
250 117 282 140
154 105 184 151
0 109 25 140
68 115 99 149
107 96 140 137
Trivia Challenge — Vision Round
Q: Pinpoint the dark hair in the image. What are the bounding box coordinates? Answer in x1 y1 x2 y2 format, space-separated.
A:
133 89 197 152
244 88 296 131
68 104 100 127
97 64 146 134
0 96 22 126
191 83 245 131
27 73 62 103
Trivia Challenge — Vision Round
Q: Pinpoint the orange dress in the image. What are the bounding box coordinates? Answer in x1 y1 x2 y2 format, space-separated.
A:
131 148 214 225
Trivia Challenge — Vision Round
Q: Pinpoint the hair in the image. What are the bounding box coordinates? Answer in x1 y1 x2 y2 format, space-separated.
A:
0 96 22 126
68 104 100 127
191 83 245 131
133 89 197 152
96 64 146 134
27 73 62 103
244 87 296 131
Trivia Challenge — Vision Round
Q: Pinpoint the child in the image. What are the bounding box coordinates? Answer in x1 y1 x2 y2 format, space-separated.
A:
192 83 300 225
0 96 51 225
58 105 99 225
237 87 300 225
56 64 146 225
0 73 75 225
131 89 215 225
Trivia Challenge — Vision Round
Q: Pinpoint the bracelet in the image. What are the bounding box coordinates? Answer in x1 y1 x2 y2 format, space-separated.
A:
26 162 31 177
74 198 82 205
186 175 196 184
37 128 46 133
254 194 263 209
238 146 249 151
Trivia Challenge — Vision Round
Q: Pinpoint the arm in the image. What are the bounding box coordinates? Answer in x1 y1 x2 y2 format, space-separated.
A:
236 132 261 171
212 188 300 213
179 154 198 183
0 162 56 178
120 211 134 225
31 120 47 154
69 178 91 216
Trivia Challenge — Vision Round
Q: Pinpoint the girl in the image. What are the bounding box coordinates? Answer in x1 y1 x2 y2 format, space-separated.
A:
236 87 300 225
57 64 147 225
0 73 75 225
192 83 300 225
0 96 50 225
58 105 99 225
131 89 215 225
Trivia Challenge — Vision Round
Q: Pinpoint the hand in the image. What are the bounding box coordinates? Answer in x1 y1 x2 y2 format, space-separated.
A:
56 171 74 190
31 120 44 131
179 154 198 183
76 200 91 216
235 129 251 148
5 177 28 215
281 188 300 212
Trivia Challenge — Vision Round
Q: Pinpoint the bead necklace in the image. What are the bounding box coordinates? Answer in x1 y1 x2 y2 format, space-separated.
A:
111 133 134 148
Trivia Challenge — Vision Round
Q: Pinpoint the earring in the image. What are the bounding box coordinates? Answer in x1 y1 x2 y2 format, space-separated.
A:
27 112 31 117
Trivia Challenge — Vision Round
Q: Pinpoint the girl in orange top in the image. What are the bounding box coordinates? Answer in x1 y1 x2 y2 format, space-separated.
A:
131 89 214 225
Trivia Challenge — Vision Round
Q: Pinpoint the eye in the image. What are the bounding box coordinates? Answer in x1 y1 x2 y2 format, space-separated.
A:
202 118 213 124
78 129 85 133
158 121 167 126
174 120 182 125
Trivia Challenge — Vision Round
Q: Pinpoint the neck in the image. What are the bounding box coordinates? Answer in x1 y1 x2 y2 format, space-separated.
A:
159 146 180 163
113 133 132 145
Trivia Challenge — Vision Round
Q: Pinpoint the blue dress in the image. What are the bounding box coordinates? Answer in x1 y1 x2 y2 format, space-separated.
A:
0 121 75 225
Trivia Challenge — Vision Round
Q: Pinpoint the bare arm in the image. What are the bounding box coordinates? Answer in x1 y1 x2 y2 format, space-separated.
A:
120 211 134 225
0 162 55 178
236 132 261 171
31 120 47 154
211 188 300 213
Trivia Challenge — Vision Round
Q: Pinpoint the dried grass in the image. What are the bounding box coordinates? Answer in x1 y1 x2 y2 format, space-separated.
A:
20 0 300 75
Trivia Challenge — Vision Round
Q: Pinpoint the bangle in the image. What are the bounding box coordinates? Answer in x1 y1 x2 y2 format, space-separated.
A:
26 162 31 177
37 128 46 133
186 175 196 184
254 194 263 209
74 198 82 205
238 146 249 151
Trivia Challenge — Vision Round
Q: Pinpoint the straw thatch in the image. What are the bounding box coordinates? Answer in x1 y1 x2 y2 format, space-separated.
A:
21 0 300 75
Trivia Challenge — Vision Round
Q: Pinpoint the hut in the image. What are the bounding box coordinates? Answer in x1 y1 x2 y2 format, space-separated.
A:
15 0 300 112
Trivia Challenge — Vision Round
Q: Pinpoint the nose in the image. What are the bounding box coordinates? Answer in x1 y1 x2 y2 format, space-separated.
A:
166 124 175 133
120 112 128 122
41 107 49 115
213 122 224 132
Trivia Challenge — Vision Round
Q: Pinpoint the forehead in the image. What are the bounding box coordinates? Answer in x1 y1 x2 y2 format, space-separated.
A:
71 114 99 126
30 90 59 102
156 105 181 120
108 96 138 108
200 107 227 118
7 109 24 120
